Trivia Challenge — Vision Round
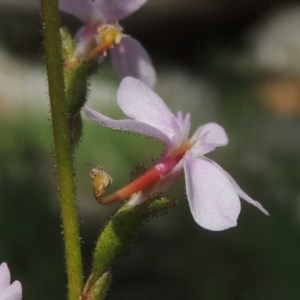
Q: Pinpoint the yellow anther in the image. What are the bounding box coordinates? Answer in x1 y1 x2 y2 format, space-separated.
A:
88 24 123 60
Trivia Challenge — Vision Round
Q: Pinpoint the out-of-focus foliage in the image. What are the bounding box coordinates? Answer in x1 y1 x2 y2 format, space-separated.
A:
0 118 65 299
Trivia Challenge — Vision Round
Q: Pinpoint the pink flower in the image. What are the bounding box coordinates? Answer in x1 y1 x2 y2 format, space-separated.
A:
59 0 156 87
84 77 269 231
0 263 22 300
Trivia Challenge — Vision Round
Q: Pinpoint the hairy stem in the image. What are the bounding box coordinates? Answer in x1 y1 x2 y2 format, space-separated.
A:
40 1 83 299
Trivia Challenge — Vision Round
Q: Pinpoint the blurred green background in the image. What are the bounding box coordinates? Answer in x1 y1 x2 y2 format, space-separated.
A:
1 0 300 299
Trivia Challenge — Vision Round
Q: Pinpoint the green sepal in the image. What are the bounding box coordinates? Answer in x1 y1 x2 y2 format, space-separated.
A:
60 27 89 115
67 112 82 150
85 197 176 298
82 271 112 300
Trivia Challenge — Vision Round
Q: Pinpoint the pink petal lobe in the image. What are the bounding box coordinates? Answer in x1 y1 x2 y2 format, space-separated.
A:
0 263 10 290
0 263 22 300
116 77 177 141
95 0 147 21
83 105 172 147
111 36 156 88
191 122 229 155
0 281 22 300
184 154 241 231
74 25 97 59
221 167 270 215
59 0 94 23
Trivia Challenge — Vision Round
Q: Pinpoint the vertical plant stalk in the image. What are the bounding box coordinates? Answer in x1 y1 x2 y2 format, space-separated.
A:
40 1 83 299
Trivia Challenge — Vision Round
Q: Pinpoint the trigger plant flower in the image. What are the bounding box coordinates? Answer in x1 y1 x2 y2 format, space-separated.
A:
0 262 22 300
59 0 156 87
84 77 269 231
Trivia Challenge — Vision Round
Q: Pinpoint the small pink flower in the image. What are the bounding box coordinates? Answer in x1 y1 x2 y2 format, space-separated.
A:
59 0 156 87
84 77 269 231
0 263 22 300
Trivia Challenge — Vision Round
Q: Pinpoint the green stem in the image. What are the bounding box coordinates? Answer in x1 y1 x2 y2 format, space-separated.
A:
40 1 83 299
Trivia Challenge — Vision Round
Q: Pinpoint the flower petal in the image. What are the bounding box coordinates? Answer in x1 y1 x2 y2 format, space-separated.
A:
218 166 270 215
83 105 172 147
116 77 179 142
74 25 97 59
0 263 10 290
0 263 22 300
59 0 94 23
0 281 22 300
111 36 156 88
191 122 229 155
94 0 147 22
184 154 241 231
